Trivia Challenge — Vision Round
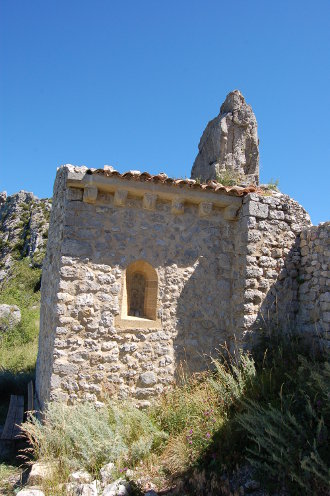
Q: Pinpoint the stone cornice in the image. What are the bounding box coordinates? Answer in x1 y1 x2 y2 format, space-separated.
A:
67 169 243 220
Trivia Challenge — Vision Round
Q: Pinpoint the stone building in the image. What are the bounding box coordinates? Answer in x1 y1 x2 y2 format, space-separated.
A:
35 91 328 409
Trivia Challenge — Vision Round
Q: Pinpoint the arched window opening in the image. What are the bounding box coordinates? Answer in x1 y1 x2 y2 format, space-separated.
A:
125 260 158 321
128 272 146 317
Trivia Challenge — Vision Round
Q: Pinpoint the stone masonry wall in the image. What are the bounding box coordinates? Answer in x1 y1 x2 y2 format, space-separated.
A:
235 191 311 341
36 166 246 408
297 222 330 347
36 166 314 409
35 167 71 408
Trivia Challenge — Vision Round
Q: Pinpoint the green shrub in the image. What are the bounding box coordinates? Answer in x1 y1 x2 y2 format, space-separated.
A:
267 178 279 191
14 327 330 495
22 401 167 475
0 259 41 405
237 355 330 494
208 350 256 408
150 351 256 474
216 170 242 186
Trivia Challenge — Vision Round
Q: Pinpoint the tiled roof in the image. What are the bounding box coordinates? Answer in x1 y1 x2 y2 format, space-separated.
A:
86 168 258 197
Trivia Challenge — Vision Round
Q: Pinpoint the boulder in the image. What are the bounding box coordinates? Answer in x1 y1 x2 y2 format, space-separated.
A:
102 478 130 496
0 304 21 331
100 462 115 486
69 470 93 484
66 480 99 496
27 461 54 485
191 90 259 185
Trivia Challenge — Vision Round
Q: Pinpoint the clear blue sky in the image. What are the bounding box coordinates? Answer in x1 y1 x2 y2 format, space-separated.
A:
1 0 329 224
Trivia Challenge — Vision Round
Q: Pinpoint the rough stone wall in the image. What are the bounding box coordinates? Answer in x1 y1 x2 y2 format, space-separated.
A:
36 165 316 409
235 192 311 341
35 168 70 408
36 166 245 408
296 223 330 346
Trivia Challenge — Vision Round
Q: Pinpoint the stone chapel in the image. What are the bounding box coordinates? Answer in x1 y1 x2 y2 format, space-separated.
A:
35 91 328 409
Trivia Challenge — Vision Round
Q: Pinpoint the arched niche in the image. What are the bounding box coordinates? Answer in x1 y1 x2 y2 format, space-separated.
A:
116 260 160 329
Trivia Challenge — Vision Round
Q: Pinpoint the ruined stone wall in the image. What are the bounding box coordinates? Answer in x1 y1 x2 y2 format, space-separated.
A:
36 166 245 408
235 192 311 341
296 223 330 347
35 167 71 408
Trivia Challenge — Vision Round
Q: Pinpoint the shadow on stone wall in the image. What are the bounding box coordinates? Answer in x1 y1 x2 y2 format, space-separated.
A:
249 239 301 342
174 256 232 376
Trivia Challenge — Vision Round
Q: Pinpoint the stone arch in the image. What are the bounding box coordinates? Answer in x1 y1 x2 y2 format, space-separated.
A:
125 260 158 321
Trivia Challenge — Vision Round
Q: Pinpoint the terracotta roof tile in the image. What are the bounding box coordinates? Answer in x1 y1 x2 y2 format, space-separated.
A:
89 168 257 197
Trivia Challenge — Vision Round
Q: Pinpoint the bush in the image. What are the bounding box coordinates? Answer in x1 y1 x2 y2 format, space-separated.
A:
0 259 41 412
266 178 280 191
150 351 256 474
238 355 330 494
22 401 167 476
216 170 242 186
16 333 330 496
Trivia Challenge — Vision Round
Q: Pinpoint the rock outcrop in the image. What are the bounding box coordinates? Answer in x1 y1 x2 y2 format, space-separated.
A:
0 303 21 331
191 90 259 185
0 190 51 283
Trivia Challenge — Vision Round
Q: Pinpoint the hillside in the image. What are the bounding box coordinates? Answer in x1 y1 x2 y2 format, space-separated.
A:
0 191 51 421
0 190 51 280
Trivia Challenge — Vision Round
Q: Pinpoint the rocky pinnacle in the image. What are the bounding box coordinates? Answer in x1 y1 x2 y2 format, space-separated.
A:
191 90 259 185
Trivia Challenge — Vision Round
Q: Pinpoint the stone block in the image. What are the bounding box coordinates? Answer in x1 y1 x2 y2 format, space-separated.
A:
140 371 157 386
114 190 128 207
244 289 263 304
62 239 91 257
83 186 98 204
53 361 78 376
198 201 213 217
68 188 83 201
143 193 157 211
171 197 184 215
269 209 285 220
320 292 330 302
245 266 263 278
271 248 282 258
323 312 330 323
243 200 268 219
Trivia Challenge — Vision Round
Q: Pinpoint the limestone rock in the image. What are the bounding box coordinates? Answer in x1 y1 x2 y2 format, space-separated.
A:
0 304 21 331
139 371 157 386
69 470 93 484
0 190 51 283
191 90 259 185
27 461 54 485
0 191 7 205
67 480 99 496
100 462 115 486
102 478 130 496
16 490 45 496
